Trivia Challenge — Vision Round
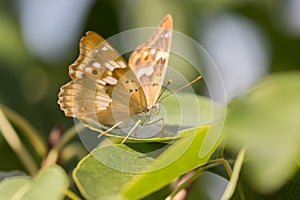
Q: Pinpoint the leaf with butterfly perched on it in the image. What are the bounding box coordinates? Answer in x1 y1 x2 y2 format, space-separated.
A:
58 14 176 141
73 123 223 200
71 86 224 198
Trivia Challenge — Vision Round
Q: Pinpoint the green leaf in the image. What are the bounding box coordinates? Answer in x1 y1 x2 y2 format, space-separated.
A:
73 93 225 199
101 93 225 143
161 92 217 127
0 176 31 200
0 171 27 181
0 165 69 200
73 123 223 199
224 71 300 192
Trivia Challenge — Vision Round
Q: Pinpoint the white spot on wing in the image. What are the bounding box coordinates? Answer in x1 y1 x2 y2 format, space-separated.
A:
164 32 169 38
97 79 106 85
92 62 101 69
95 93 111 102
96 102 109 106
104 62 115 71
102 46 108 51
103 76 117 85
75 71 84 78
136 66 154 79
70 68 75 74
106 45 113 50
94 49 99 53
95 101 110 108
156 51 169 61
96 106 107 111
150 49 156 55
118 60 127 68
110 61 120 69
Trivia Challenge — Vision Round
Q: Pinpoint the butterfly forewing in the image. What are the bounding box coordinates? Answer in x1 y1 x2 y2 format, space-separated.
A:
128 14 173 108
58 31 147 127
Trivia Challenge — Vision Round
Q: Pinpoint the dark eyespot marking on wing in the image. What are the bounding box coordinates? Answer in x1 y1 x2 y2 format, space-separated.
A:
92 69 98 75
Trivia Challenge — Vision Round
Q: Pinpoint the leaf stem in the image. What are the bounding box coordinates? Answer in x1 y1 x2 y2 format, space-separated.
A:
0 108 38 175
42 125 81 168
221 148 246 200
65 189 81 200
0 104 47 158
166 156 246 200
166 160 224 200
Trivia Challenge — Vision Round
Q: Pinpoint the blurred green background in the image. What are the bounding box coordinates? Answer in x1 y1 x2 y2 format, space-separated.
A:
1 1 300 199
0 0 299 170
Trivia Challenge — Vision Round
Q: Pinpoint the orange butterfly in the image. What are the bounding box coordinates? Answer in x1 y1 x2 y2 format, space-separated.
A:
58 15 173 142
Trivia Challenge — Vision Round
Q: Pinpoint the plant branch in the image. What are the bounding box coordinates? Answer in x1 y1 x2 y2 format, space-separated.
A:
0 108 38 175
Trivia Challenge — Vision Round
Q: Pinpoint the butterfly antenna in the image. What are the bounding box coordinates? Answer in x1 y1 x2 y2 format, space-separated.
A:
157 79 173 102
159 76 202 102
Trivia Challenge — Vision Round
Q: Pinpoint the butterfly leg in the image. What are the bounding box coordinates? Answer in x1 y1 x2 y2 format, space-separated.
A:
121 120 142 144
157 117 165 137
97 121 122 138
145 117 165 137
161 117 165 137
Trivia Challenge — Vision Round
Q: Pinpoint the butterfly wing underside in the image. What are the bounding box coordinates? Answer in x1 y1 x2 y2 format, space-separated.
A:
58 31 147 128
128 14 173 109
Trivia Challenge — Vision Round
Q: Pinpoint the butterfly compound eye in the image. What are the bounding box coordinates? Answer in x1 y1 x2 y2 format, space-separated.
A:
151 105 158 113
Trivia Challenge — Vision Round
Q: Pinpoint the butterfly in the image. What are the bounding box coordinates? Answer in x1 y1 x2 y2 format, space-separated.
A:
58 14 173 142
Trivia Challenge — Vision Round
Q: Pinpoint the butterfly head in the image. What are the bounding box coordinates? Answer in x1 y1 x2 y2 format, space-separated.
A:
134 103 160 125
149 103 160 117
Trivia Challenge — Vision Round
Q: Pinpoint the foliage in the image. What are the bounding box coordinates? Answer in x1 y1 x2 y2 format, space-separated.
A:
1 0 300 199
1 72 300 199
